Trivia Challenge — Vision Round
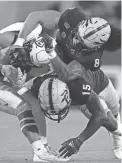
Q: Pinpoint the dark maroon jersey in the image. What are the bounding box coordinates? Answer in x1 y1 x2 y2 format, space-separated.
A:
80 69 109 94
56 7 104 71
67 77 91 105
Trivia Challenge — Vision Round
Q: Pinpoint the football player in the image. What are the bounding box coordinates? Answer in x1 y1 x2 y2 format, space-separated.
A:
0 64 70 162
68 60 122 159
0 24 70 162
9 7 112 71
45 45 122 159
26 73 122 159
3 60 122 160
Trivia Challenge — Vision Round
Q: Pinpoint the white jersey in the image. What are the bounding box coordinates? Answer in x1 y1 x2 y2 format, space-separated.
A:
0 22 24 34
0 22 42 41
0 23 55 87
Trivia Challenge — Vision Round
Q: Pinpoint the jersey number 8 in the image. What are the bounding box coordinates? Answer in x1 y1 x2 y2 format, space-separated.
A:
94 59 100 67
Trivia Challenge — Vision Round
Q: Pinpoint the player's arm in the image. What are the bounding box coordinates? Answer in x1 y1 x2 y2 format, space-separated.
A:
49 53 84 82
78 90 106 143
0 64 26 87
17 10 61 41
0 104 16 115
0 32 17 48
0 22 23 48
59 90 107 158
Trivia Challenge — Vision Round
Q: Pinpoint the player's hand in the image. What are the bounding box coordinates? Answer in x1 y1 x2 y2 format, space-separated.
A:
43 33 56 53
59 137 83 158
1 65 27 87
47 50 57 60
46 39 57 60
7 46 27 70
15 68 27 87
1 65 18 80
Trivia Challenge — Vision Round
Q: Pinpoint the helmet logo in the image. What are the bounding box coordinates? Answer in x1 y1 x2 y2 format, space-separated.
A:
35 37 45 48
61 89 70 105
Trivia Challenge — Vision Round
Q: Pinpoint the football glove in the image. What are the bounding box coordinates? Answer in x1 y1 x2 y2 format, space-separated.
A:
1 65 27 87
42 33 55 53
8 45 32 73
59 137 83 158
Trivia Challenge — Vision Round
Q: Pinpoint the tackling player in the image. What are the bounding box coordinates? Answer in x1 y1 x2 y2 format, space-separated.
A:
45 44 122 159
2 62 122 160
9 7 112 71
68 60 122 159
27 73 122 159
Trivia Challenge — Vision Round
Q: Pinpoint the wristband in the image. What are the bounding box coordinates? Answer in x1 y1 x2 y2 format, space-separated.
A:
14 38 25 46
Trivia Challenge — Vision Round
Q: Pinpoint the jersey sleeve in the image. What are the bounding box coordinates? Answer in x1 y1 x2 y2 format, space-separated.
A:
0 22 23 34
76 49 103 71
68 60 85 77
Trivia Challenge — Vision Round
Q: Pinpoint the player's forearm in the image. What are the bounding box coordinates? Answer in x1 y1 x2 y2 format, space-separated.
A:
0 104 16 115
78 91 107 143
78 115 102 143
51 55 79 82
0 23 24 34
86 91 105 116
0 46 10 56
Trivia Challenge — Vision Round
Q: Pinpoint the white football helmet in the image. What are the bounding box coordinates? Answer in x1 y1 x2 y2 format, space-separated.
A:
29 36 50 67
77 17 111 49
38 77 71 122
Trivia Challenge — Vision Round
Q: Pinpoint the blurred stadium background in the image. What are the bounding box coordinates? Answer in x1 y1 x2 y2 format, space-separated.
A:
0 1 121 162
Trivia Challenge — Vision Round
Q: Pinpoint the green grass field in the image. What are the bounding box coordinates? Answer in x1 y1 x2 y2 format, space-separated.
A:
0 107 120 163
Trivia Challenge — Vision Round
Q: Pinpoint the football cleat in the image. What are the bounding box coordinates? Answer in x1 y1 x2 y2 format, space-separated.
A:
111 113 122 160
111 134 122 160
33 144 70 162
